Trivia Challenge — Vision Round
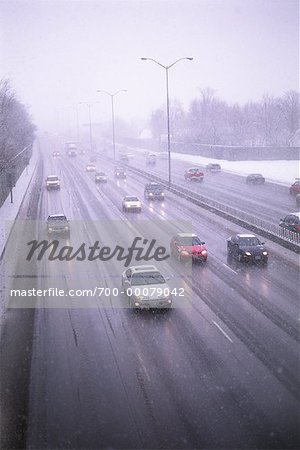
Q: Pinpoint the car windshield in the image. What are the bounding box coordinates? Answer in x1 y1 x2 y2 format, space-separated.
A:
131 272 165 286
125 197 139 202
189 168 199 173
47 176 58 181
48 215 67 221
177 236 202 246
96 172 105 176
238 236 260 246
116 168 124 172
146 184 163 191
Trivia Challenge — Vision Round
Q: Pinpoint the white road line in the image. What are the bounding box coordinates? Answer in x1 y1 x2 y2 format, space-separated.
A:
137 352 151 382
222 263 237 274
212 320 233 343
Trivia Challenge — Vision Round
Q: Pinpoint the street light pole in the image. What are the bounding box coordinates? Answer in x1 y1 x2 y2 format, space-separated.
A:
97 90 127 161
165 67 171 186
79 102 93 152
141 57 193 187
88 103 92 152
76 105 80 144
111 96 116 161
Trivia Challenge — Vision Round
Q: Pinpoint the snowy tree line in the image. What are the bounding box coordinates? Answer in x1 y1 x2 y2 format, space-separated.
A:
150 88 299 147
0 79 36 206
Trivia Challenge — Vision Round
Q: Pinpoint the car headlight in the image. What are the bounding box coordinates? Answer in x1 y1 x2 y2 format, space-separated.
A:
180 250 190 256
201 250 208 255
245 251 251 256
161 193 165 196
149 193 153 196
262 251 268 256
64 226 69 230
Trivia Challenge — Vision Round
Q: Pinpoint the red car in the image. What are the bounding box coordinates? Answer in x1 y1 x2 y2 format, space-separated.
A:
184 167 204 182
289 180 300 195
170 233 208 263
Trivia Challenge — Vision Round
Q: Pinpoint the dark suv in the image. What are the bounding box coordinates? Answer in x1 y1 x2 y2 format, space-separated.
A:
206 163 221 172
144 182 165 200
227 234 268 264
246 173 265 184
279 212 300 233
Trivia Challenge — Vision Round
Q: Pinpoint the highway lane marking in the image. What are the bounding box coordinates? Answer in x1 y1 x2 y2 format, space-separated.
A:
212 320 233 343
137 352 151 382
222 263 237 274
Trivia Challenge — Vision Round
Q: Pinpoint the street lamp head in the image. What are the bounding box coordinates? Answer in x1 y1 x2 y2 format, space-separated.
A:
187 57 193 61
141 57 148 60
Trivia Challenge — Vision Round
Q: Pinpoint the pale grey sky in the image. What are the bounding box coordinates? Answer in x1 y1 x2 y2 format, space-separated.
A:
0 0 299 132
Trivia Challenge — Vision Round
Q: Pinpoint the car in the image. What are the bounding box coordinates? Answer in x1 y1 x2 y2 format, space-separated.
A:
121 265 172 309
95 172 107 183
184 167 204 182
52 151 60 157
246 173 265 184
144 182 165 200
45 175 60 190
146 154 157 165
122 196 142 212
120 154 129 163
68 150 77 157
296 194 300 207
170 233 208 263
114 167 127 179
289 179 300 195
86 163 96 172
279 212 300 233
47 214 70 236
206 163 221 172
227 234 268 263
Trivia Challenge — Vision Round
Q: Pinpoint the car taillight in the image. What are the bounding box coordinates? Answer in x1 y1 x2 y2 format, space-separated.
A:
297 226 300 231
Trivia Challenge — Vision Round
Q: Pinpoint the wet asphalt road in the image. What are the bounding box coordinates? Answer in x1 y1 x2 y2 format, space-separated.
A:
2 142 300 449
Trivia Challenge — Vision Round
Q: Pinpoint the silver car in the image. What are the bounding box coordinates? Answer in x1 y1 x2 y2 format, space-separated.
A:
122 265 172 309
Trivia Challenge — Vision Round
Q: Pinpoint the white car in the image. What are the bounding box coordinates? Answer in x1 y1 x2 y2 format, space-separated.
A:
86 163 96 172
122 265 172 309
122 196 142 212
95 172 107 183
